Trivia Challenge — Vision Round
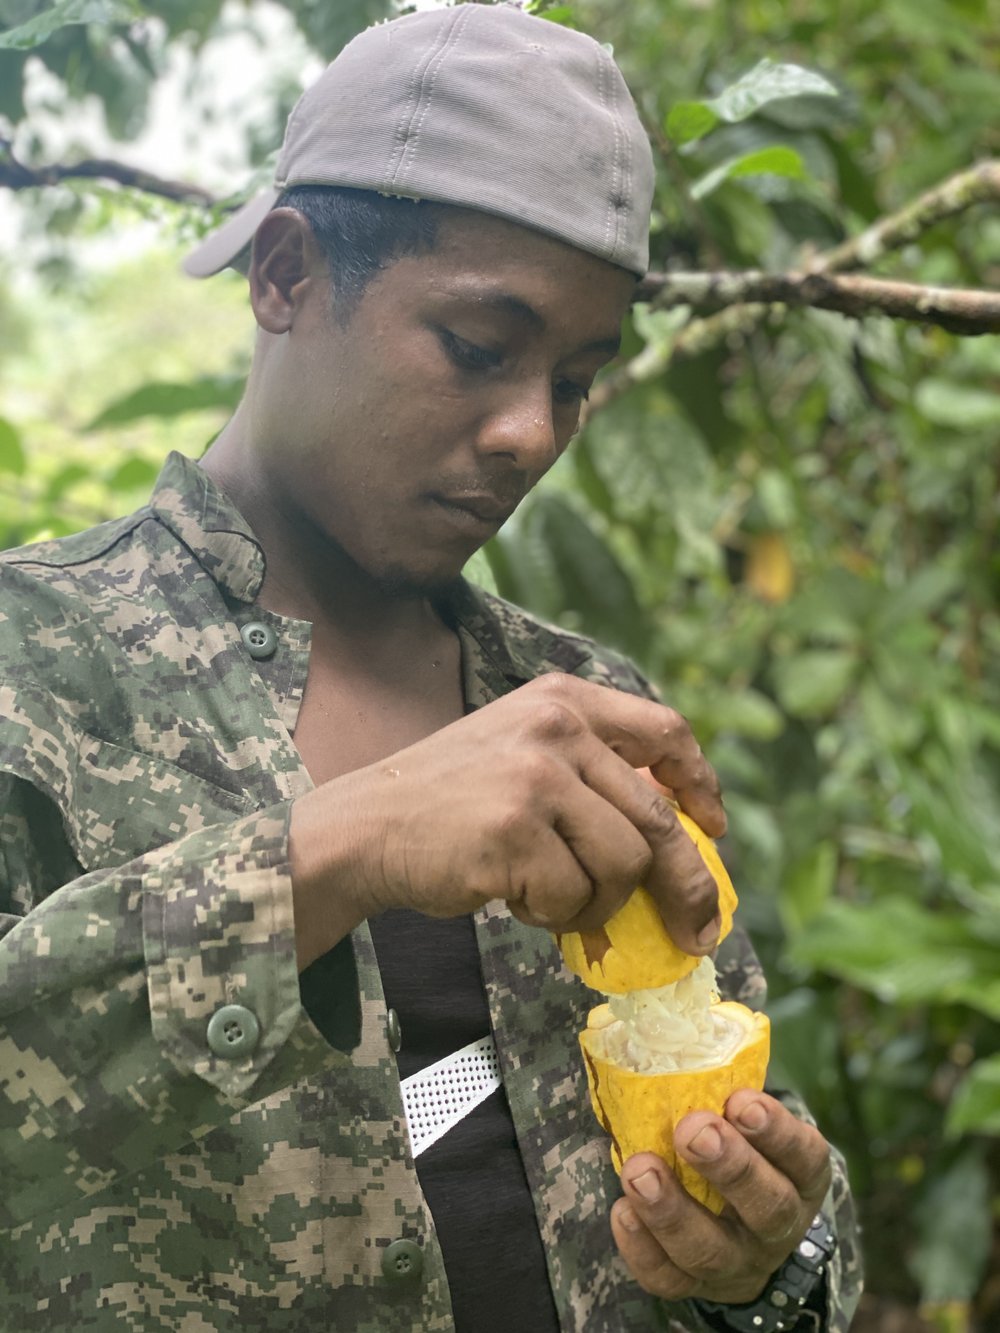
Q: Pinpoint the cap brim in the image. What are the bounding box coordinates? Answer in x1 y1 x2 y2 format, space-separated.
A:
182 187 281 278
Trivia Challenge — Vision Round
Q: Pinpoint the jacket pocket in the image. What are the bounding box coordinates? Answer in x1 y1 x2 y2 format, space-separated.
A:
65 735 254 871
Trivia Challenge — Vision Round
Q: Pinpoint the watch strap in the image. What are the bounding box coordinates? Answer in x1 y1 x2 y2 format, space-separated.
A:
694 1212 836 1333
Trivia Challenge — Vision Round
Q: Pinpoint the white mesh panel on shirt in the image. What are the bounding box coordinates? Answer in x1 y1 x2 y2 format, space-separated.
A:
400 1034 502 1159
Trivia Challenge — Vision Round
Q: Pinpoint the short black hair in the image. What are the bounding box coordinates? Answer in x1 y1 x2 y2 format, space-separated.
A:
274 184 442 316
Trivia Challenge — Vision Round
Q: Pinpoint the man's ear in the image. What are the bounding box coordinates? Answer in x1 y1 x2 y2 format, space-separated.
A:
247 208 324 334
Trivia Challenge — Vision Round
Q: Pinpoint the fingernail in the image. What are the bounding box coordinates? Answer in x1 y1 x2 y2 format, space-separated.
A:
617 1203 641 1233
696 913 721 949
688 1126 722 1160
737 1102 767 1131
629 1169 662 1202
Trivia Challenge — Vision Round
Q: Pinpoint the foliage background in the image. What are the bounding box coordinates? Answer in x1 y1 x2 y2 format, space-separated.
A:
1 1 998 1329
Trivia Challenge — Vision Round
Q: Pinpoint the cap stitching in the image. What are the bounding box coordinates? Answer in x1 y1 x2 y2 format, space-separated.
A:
611 53 628 263
386 15 454 186
606 51 630 265
595 52 614 259
395 2 474 189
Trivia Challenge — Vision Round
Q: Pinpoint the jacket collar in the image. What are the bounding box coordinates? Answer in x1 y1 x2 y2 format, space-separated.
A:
149 450 266 604
446 578 591 707
149 450 592 695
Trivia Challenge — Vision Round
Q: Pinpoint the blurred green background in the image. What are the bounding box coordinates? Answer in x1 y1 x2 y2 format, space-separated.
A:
1 1 998 1329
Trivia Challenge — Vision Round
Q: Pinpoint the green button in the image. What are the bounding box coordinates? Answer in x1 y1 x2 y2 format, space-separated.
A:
381 1238 423 1284
206 1004 260 1060
240 621 277 660
387 1008 402 1053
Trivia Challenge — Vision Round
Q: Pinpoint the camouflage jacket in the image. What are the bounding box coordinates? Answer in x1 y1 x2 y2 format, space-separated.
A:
0 452 861 1332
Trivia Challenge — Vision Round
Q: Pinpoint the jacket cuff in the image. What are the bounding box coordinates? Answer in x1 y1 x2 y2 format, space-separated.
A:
142 803 358 1096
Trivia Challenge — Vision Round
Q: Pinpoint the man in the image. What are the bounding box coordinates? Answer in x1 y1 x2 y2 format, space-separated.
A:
0 4 860 1330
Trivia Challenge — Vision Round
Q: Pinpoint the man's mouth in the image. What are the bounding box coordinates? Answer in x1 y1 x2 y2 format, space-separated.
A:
430 492 520 534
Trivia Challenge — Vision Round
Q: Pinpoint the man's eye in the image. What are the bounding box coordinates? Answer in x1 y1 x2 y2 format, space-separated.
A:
554 378 591 406
441 330 502 372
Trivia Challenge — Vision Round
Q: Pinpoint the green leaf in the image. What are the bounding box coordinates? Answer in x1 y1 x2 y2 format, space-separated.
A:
533 494 644 655
772 648 856 718
914 379 1000 431
478 534 521 606
630 302 689 350
756 467 798 527
45 462 90 502
572 434 617 521
781 841 837 934
911 1146 992 1302
875 562 963 630
624 305 690 383
0 417 26 476
665 100 719 146
896 754 1000 889
85 375 246 430
490 511 564 622
708 59 838 125
529 3 579 27
667 60 837 147
781 568 875 646
461 547 499 596
721 793 784 871
691 145 806 201
859 678 923 751
701 688 784 741
0 0 136 50
790 897 1000 1016
765 987 841 1100
946 1056 1000 1138
107 456 160 492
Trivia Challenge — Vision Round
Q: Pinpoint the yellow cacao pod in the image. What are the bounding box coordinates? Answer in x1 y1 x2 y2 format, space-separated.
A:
557 807 738 994
580 1001 770 1214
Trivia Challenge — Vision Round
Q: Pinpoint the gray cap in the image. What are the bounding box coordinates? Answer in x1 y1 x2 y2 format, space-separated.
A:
184 2 654 279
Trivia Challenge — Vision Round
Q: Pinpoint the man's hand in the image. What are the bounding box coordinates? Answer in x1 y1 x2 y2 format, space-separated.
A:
290 673 724 967
610 1090 833 1304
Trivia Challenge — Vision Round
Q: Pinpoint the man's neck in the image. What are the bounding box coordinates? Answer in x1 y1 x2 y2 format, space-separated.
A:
200 427 452 658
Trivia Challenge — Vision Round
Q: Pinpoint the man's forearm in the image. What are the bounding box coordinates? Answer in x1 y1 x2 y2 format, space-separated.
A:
289 785 373 971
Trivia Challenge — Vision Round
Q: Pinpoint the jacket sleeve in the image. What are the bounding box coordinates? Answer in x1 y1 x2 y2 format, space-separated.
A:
0 769 360 1230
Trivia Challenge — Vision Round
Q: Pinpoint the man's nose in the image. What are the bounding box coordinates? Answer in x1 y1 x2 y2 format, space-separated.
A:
475 383 559 471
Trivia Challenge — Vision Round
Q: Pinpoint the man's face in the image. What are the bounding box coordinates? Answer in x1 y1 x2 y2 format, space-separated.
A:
254 209 636 595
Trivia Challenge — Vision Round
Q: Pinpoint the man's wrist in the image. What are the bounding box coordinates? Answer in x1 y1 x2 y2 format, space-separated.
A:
289 787 373 970
693 1213 835 1333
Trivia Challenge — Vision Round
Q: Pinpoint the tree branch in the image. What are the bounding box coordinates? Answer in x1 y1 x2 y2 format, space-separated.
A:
5 139 998 414
813 159 1000 274
585 304 770 415
585 158 1000 420
0 141 217 205
637 270 1000 335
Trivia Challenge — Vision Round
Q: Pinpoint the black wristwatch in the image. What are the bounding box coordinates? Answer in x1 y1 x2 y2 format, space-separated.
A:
694 1212 836 1333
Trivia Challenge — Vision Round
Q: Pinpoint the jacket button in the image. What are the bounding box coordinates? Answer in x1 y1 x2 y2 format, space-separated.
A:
240 621 277 660
387 1008 402 1053
381 1238 423 1283
206 1004 261 1059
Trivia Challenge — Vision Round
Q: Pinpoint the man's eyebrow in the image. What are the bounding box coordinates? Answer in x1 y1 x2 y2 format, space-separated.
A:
581 332 622 357
452 289 622 357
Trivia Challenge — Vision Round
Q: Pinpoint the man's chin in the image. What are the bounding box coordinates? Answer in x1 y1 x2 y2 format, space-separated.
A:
369 559 466 601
